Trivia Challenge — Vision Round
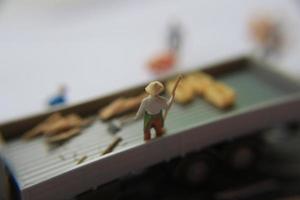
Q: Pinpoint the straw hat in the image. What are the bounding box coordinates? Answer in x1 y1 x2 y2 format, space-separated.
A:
145 81 164 96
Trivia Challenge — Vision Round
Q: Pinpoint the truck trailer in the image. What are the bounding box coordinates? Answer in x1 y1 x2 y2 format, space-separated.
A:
0 56 299 200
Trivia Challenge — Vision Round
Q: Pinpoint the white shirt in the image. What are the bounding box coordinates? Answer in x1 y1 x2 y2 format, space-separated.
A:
135 95 172 118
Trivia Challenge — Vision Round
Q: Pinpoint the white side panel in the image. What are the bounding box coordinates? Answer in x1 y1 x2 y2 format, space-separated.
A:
22 97 300 200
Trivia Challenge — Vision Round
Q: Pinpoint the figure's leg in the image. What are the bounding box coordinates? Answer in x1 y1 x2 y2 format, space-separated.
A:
153 118 164 138
144 113 152 141
144 127 151 141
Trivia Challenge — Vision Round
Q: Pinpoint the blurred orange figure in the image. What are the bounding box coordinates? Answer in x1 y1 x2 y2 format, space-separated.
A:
249 15 282 57
148 51 176 73
148 21 182 73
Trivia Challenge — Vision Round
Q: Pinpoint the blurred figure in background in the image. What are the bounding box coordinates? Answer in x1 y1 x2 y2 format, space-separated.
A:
148 21 183 74
249 15 283 59
47 85 68 107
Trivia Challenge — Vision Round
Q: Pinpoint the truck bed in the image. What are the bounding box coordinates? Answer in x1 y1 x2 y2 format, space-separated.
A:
0 57 299 200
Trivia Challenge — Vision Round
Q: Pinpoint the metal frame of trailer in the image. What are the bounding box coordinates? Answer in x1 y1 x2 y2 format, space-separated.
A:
0 56 299 200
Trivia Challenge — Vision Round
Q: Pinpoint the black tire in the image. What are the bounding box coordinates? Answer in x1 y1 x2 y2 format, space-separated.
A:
223 141 261 170
173 153 215 187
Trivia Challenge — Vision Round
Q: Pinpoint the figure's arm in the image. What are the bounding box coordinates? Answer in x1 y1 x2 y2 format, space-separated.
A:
160 96 174 108
167 95 174 107
163 75 182 120
135 100 145 120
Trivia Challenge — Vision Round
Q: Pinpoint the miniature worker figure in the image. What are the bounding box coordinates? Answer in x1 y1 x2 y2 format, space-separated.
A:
249 16 282 59
48 85 67 107
147 21 182 73
168 21 182 54
135 81 173 141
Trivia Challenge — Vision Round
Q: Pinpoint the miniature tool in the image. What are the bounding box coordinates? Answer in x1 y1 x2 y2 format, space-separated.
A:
102 137 123 155
164 75 182 120
107 115 136 134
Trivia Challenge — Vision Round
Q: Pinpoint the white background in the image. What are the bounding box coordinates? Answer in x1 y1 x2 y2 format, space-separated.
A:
0 0 299 123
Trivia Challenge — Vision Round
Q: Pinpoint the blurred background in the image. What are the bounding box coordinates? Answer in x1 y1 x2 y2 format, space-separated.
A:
0 0 299 123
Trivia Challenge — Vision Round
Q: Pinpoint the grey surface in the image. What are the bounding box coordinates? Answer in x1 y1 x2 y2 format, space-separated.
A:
0 67 299 199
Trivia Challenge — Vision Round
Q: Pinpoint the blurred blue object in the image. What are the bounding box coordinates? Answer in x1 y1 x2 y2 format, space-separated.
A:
48 95 66 106
48 85 67 107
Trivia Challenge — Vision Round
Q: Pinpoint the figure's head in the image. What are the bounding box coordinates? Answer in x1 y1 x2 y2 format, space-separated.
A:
145 81 164 96
58 84 67 95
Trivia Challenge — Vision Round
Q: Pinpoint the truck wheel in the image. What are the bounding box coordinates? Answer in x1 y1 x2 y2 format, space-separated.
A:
225 142 260 170
173 153 214 187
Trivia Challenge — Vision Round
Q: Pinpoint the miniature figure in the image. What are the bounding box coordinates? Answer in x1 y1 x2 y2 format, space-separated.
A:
148 52 176 73
148 21 182 73
48 85 67 107
136 76 181 141
249 15 283 58
168 21 182 54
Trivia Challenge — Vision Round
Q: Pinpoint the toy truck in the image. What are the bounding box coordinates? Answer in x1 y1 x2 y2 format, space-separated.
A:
0 56 299 200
